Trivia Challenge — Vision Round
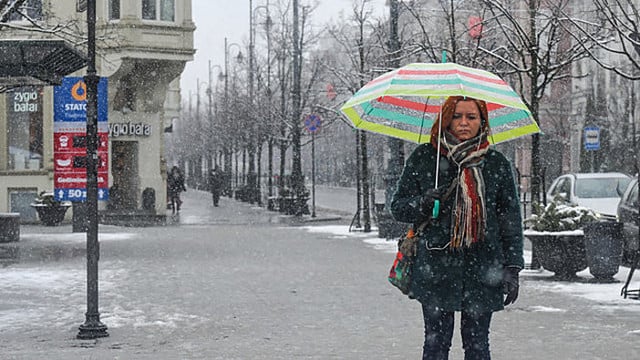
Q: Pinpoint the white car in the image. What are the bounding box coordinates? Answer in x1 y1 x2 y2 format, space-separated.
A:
546 173 632 221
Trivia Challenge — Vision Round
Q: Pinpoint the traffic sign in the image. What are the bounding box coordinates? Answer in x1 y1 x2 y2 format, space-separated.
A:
584 125 600 151
304 114 322 134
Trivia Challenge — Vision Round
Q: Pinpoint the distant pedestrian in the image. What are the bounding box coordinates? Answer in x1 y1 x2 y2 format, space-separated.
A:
391 96 524 359
168 165 187 213
208 166 223 207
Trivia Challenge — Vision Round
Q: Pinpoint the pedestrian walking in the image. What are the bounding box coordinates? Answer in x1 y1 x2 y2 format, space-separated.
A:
208 166 223 207
390 96 524 360
168 165 187 213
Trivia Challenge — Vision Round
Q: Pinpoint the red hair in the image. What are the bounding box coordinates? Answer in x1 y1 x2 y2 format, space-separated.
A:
430 96 490 148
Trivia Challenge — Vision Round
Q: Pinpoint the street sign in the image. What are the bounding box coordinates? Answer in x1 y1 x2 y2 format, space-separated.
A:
304 114 321 134
53 77 109 202
584 125 600 151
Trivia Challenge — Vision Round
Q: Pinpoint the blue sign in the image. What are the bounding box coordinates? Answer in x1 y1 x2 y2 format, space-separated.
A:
54 77 108 122
304 114 322 134
584 125 600 151
55 188 109 202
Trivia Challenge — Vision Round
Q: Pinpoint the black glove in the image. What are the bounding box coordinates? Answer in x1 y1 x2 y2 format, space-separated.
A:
503 266 520 306
420 186 447 215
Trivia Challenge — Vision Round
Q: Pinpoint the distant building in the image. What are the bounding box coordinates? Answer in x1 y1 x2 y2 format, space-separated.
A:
0 0 195 223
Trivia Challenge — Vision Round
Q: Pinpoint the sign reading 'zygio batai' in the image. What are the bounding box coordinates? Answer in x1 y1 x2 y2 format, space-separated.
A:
53 77 109 202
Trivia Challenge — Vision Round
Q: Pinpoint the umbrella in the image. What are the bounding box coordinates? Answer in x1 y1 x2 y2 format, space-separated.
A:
340 62 540 144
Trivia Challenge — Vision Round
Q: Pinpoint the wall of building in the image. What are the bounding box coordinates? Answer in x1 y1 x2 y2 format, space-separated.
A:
0 0 194 222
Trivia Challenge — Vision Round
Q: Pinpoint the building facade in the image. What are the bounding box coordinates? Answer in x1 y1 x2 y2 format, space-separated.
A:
0 0 195 222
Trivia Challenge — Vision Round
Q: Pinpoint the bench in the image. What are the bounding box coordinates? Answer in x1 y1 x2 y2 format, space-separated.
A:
0 212 20 243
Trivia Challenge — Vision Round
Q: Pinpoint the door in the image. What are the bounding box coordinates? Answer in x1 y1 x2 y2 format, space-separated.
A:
110 141 139 210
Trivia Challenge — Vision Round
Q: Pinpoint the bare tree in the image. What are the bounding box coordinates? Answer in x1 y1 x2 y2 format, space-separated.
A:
476 0 601 203
323 0 388 231
564 0 640 173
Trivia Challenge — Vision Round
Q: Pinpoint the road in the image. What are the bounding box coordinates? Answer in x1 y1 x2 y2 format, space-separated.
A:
0 188 638 359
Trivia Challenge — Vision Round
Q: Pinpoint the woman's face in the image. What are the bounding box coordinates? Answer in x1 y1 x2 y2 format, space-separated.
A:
448 100 482 141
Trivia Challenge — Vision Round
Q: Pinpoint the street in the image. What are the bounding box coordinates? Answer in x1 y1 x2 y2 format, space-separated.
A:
1 188 639 359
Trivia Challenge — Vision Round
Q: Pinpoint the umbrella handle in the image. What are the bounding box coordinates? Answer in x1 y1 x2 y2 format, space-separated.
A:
432 200 440 219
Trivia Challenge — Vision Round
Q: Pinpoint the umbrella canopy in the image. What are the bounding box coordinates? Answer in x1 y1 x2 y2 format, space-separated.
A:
340 62 540 144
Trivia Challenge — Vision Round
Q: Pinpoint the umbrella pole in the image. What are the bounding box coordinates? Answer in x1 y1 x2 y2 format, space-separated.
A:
433 110 443 219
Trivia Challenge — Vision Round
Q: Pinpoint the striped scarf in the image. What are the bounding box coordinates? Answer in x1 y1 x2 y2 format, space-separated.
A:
440 130 490 248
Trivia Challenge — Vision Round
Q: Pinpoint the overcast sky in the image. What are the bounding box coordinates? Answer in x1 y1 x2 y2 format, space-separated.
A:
180 0 388 98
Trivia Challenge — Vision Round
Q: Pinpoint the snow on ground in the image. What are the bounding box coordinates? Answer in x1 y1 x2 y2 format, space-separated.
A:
2 224 638 334
0 231 201 332
300 224 640 312
19 232 137 243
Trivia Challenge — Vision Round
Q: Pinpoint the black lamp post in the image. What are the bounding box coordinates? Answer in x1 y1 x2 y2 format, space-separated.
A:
222 38 242 197
77 0 108 340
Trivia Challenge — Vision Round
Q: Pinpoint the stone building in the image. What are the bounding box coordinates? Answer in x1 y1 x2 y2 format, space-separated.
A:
0 0 195 223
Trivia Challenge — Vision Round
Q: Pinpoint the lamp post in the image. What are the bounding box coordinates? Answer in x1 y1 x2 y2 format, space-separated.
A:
258 3 274 199
207 61 223 169
249 1 271 205
223 38 243 196
77 0 108 339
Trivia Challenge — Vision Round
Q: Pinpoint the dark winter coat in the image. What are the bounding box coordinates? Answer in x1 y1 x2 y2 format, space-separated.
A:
168 169 186 196
209 170 223 195
390 144 524 314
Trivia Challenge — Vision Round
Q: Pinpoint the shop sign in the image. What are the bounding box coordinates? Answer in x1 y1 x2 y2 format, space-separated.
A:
108 122 152 137
53 77 109 202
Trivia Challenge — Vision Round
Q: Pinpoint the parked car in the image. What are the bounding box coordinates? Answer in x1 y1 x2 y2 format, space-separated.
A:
546 173 632 221
618 177 639 266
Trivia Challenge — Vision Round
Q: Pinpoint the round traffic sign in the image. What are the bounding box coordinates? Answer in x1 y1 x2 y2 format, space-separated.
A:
304 114 322 134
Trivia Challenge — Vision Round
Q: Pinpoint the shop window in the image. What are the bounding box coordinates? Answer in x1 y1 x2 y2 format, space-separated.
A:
9 189 38 222
142 0 174 21
7 0 42 21
109 0 120 20
6 86 43 171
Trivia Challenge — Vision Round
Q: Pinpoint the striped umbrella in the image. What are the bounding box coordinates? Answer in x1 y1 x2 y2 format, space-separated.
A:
340 62 540 144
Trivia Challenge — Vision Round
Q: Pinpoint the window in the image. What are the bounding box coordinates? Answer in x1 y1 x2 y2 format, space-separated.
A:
575 178 631 199
625 181 638 207
142 0 174 21
6 86 43 171
109 0 120 20
7 0 42 21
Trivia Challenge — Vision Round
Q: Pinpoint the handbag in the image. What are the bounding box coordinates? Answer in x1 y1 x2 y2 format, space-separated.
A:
388 221 429 295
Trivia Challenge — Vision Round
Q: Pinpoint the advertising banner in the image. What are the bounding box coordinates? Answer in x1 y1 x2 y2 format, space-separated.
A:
53 77 109 202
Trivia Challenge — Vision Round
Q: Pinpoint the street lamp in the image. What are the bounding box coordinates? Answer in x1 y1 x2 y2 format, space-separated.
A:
77 0 108 340
207 61 223 170
252 2 274 200
223 38 243 196
247 0 272 204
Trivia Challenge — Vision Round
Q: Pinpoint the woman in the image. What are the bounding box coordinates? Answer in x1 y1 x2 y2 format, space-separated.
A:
390 96 523 360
